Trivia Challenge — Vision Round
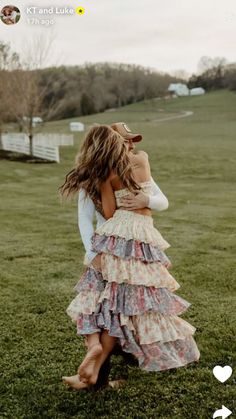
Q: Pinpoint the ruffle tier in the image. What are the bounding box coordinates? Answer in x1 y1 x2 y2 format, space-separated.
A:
66 268 190 320
76 306 196 345
100 253 179 291
92 233 171 265
94 209 170 250
99 282 190 316
75 308 200 371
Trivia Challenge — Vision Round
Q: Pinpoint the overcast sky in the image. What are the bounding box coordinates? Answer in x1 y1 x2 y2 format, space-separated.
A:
0 0 236 75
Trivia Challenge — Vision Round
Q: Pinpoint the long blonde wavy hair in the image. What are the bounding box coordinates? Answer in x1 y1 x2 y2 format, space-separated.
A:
58 124 141 215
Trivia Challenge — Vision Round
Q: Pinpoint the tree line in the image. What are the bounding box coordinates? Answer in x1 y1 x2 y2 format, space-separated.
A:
0 40 236 149
40 63 176 120
0 40 177 129
189 56 236 92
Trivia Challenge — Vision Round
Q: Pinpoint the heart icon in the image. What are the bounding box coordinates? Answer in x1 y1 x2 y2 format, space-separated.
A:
213 366 232 383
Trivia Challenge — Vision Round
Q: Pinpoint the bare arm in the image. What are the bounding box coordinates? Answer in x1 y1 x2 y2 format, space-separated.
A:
100 178 117 220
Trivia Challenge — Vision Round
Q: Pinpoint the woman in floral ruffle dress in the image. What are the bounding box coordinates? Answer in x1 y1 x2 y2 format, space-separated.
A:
60 124 200 390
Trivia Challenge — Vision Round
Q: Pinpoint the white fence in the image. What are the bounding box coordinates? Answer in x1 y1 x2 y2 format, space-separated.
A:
0 133 74 163
32 144 60 162
0 133 29 154
34 133 74 146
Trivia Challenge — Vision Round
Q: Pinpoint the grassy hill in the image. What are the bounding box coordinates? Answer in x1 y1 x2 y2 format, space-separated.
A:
0 90 236 418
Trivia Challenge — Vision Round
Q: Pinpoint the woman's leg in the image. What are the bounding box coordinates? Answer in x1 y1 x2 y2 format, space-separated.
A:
93 355 111 390
78 332 103 382
87 331 117 385
62 332 102 389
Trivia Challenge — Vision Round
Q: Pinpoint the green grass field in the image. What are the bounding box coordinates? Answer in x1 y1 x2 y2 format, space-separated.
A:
0 90 236 418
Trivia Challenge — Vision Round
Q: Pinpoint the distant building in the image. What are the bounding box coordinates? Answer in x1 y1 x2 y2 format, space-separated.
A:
32 117 43 127
167 83 190 97
190 87 205 95
23 116 43 128
70 122 85 132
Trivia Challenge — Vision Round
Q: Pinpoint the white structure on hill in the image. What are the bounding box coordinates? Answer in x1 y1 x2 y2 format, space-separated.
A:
190 87 205 95
22 116 43 127
168 83 189 96
70 122 85 132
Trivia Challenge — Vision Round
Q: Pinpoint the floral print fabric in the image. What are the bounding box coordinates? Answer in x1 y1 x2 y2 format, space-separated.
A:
92 234 171 264
100 253 179 290
94 209 170 249
98 282 190 316
65 209 200 371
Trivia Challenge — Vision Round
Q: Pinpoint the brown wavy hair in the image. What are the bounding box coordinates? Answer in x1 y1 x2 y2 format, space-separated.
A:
58 124 141 214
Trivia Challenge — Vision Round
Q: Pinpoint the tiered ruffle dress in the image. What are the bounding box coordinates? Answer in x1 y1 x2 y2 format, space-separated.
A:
66 181 200 371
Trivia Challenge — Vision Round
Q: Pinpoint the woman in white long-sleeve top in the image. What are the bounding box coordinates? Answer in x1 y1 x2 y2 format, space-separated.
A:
60 123 199 391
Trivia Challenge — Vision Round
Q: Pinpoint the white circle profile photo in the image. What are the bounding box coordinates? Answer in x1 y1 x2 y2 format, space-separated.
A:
1 5 21 25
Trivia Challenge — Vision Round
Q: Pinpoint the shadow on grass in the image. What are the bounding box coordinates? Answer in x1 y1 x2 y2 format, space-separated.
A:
0 150 56 164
